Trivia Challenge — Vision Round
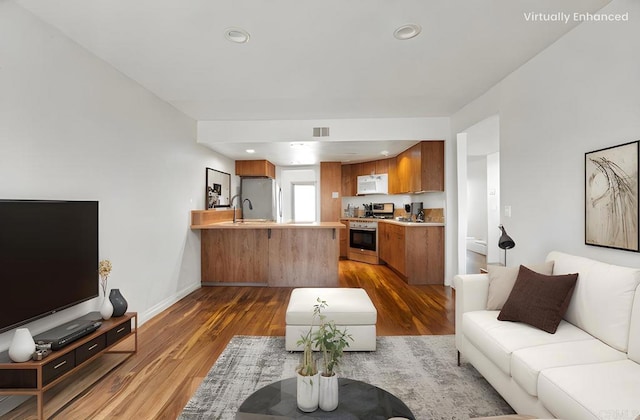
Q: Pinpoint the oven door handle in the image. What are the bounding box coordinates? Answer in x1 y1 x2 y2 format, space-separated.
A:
350 228 376 232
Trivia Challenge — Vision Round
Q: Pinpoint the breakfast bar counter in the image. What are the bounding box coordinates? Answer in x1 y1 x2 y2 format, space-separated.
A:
191 218 344 287
192 220 345 229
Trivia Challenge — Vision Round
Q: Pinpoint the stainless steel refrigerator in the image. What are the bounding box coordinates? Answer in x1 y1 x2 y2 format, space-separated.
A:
240 178 282 221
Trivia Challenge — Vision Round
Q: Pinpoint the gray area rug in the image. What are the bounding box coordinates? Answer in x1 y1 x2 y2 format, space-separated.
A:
179 335 515 419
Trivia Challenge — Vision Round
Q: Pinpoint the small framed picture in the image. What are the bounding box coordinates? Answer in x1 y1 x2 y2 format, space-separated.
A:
585 140 639 252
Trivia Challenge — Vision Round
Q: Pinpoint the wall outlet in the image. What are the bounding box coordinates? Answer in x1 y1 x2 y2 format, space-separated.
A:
504 205 512 218
332 191 339 199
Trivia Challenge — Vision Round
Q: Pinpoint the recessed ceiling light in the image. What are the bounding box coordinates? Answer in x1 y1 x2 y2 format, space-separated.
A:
225 27 250 44
393 24 421 40
245 149 255 153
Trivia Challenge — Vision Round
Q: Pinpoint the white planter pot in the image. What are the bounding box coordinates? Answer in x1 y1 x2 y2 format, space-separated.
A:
9 328 36 363
319 372 339 411
100 295 113 320
296 372 319 412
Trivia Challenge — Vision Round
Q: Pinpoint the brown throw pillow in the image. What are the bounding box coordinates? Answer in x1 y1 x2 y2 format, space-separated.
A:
497 265 578 334
486 261 554 310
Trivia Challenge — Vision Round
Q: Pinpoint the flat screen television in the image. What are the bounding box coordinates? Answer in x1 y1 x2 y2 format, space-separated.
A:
0 200 99 334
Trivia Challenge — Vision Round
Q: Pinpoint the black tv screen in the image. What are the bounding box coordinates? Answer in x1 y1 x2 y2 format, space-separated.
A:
0 200 99 334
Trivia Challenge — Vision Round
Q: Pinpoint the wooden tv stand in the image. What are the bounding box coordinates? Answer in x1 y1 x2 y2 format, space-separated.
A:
0 312 137 419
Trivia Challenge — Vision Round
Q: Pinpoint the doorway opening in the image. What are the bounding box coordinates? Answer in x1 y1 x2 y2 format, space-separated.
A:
456 115 500 274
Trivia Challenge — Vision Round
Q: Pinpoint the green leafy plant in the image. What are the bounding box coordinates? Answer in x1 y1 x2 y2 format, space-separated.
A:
296 298 326 377
313 301 353 377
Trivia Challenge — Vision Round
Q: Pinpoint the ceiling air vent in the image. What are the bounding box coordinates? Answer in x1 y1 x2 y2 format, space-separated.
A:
313 127 330 137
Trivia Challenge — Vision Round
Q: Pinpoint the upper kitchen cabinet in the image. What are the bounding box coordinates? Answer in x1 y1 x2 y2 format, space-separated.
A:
341 164 356 197
387 158 399 195
375 159 389 176
235 159 276 178
396 141 444 193
342 158 394 197
420 141 445 191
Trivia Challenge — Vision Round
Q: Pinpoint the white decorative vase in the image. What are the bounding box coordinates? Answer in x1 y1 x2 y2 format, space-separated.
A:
9 328 36 363
319 373 339 411
100 295 113 320
296 372 319 412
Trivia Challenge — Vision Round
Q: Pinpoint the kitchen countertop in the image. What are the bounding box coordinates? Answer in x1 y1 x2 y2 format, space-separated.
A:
191 220 346 230
340 217 445 227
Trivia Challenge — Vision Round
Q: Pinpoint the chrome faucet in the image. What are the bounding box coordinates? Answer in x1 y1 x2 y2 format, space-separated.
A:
230 195 254 223
230 194 240 223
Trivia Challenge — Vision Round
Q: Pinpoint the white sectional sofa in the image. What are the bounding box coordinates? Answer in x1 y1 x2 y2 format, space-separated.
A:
455 251 640 420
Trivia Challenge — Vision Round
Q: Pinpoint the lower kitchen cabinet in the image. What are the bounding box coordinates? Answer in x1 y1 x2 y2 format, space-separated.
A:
339 220 349 258
379 222 444 285
379 222 406 276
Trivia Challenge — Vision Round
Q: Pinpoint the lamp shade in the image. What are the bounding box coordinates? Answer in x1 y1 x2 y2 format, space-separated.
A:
498 225 515 250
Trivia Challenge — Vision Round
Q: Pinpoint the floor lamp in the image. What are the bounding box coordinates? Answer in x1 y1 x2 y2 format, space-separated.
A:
498 225 515 266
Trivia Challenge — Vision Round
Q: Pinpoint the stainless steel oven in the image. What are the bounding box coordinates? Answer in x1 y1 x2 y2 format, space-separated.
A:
348 220 378 264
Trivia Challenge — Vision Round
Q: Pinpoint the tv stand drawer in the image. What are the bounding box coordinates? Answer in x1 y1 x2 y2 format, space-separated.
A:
76 334 107 365
43 352 75 385
106 321 131 346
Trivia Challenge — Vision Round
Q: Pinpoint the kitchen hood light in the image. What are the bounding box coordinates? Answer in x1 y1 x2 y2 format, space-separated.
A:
290 143 307 149
393 23 421 40
225 27 250 44
245 149 255 153
381 150 390 156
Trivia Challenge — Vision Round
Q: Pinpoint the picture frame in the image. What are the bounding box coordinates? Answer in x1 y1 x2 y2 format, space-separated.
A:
205 167 231 209
585 140 639 252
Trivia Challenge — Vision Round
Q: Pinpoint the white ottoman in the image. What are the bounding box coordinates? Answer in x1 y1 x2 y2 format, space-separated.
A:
285 288 377 351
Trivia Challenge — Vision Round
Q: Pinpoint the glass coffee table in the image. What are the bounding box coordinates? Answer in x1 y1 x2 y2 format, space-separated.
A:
236 377 415 419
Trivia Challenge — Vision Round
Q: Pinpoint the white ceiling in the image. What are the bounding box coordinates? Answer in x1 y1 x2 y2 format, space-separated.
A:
15 0 612 166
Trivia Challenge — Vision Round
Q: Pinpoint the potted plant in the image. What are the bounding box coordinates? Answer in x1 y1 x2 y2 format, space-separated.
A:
295 299 324 412
313 302 353 412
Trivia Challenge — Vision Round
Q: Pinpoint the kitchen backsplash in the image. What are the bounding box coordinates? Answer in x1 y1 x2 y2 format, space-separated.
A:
394 207 444 222
342 192 445 220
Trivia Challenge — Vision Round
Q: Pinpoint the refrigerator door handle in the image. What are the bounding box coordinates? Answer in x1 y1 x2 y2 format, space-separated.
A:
278 187 283 220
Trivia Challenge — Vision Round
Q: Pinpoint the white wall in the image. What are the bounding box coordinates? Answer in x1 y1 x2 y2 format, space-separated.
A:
198 117 450 143
466 156 488 241
451 0 640 269
0 3 233 350
486 152 501 263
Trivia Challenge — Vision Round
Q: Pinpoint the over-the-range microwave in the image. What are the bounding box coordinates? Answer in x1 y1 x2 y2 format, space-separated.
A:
357 174 388 195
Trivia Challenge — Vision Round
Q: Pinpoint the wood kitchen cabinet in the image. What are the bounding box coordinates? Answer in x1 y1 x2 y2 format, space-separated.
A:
378 222 406 276
339 219 349 258
320 162 342 222
375 158 390 176
396 141 444 193
341 164 356 197
341 157 395 197
339 141 443 197
201 229 270 284
378 221 444 285
387 157 399 194
235 159 276 178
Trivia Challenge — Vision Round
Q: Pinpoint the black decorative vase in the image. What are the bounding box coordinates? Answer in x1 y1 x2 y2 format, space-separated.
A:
109 289 128 317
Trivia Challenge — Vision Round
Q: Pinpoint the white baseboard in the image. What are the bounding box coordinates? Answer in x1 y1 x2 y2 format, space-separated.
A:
138 282 201 326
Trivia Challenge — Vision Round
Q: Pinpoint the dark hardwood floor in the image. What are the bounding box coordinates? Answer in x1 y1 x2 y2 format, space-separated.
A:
5 260 455 419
